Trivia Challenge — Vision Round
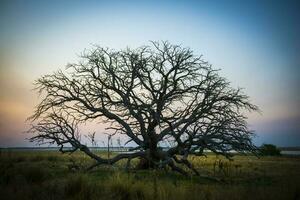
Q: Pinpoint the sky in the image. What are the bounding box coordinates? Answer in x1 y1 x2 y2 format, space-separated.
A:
0 0 299 147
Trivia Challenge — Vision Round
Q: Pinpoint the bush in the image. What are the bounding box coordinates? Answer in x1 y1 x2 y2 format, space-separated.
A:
260 144 281 156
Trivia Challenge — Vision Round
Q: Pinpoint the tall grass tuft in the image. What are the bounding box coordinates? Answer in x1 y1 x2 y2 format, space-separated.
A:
64 174 96 200
107 172 148 200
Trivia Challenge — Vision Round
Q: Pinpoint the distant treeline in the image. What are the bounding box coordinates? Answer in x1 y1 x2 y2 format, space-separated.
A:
279 147 300 151
1 146 300 152
0 147 133 152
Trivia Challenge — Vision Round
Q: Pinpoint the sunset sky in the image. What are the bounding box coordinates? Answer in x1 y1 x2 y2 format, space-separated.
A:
0 0 299 147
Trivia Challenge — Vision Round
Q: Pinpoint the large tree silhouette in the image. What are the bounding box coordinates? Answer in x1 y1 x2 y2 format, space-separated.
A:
28 41 258 175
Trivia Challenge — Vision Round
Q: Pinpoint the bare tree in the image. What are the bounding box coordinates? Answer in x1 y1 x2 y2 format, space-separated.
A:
86 132 97 147
28 41 259 175
104 132 115 160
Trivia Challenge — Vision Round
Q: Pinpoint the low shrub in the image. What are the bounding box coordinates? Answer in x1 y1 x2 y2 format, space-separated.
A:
260 144 281 156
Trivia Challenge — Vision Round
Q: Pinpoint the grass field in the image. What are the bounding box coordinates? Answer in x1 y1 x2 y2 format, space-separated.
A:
0 150 299 200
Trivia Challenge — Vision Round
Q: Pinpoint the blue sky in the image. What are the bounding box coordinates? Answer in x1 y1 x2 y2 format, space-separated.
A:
0 0 299 147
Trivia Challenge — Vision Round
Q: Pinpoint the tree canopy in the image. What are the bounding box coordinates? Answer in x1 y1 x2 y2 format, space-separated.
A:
28 41 259 175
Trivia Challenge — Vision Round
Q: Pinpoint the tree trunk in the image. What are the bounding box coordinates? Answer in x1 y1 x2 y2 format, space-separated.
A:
136 138 161 169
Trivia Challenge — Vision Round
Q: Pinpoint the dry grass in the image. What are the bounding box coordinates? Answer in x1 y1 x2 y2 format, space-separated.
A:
0 150 299 200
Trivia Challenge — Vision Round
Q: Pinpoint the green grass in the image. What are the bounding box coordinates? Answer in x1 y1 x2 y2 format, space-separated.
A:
0 150 299 200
